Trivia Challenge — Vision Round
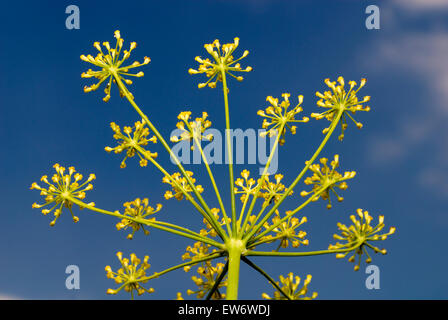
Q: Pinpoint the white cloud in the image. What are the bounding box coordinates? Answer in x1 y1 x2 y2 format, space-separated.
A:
376 31 448 110
366 31 448 127
393 0 448 11
362 9 448 195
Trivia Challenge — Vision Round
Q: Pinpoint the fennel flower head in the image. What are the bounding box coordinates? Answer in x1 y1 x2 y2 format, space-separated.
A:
81 30 150 102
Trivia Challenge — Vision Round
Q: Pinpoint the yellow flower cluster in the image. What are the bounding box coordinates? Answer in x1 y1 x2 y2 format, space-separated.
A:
162 171 204 200
187 262 227 300
234 170 257 202
105 252 154 297
262 273 317 300
81 30 150 102
259 174 293 206
170 111 213 148
116 198 162 240
199 208 230 238
263 212 308 248
31 164 96 226
258 94 309 146
105 120 157 168
189 38 252 89
301 155 356 209
235 171 293 206
329 209 396 271
312 77 370 141
182 241 213 266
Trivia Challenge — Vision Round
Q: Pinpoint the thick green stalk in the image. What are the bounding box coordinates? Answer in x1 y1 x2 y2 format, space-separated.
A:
225 238 246 300
226 246 242 300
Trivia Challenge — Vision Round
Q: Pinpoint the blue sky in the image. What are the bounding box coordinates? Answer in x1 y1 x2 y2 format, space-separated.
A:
1 0 448 299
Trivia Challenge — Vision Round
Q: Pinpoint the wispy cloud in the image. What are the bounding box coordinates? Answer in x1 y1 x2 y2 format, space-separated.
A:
376 31 448 109
393 0 448 11
367 31 448 159
362 6 448 195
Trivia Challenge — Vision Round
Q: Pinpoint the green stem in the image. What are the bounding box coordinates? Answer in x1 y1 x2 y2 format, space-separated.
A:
236 193 250 233
221 69 237 236
68 196 224 249
248 200 271 233
245 246 356 257
247 235 285 249
150 220 206 238
226 246 242 300
191 129 232 237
